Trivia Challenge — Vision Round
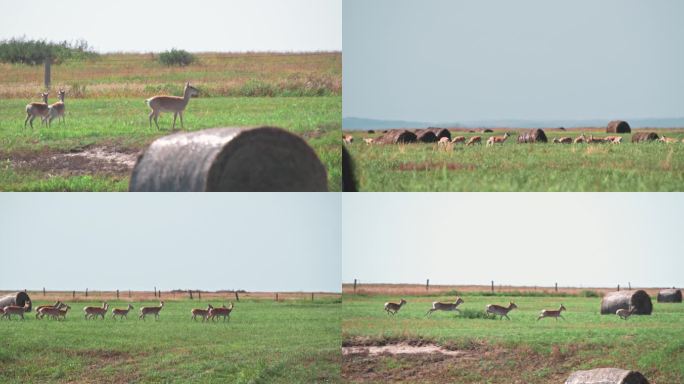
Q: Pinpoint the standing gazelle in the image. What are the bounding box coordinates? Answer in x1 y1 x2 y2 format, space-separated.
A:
485 302 518 320
191 304 214 322
384 299 407 316
426 297 464 316
139 301 164 320
112 304 134 320
486 132 510 147
537 304 566 321
45 89 66 127
208 303 234 322
145 82 199 130
616 307 636 320
24 92 49 128
84 302 109 320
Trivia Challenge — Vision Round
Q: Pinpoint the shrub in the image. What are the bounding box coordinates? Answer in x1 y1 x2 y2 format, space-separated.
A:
0 37 97 65
158 49 196 66
580 290 600 298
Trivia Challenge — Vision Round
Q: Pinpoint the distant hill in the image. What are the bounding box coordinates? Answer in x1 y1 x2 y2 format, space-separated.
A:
343 117 684 130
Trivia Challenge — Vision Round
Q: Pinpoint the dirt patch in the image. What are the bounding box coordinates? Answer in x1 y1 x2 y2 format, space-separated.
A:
395 162 477 171
5 146 139 177
63 349 145 383
343 344 471 357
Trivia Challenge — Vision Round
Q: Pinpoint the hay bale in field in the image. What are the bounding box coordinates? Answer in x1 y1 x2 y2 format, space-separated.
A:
0 292 32 312
426 127 451 141
375 129 417 144
600 290 652 315
631 132 659 143
657 288 682 303
342 146 357 192
607 120 631 133
415 129 438 142
481 129 494 133
565 368 649 384
517 128 548 143
367 129 375 134
129 127 328 192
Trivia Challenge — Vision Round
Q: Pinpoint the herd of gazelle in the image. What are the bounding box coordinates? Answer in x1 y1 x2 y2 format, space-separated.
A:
383 298 633 321
23 82 200 130
0 300 233 322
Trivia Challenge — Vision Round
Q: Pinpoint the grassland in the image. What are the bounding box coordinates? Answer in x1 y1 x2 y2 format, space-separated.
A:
0 52 341 191
342 291 684 383
344 129 684 191
0 296 341 383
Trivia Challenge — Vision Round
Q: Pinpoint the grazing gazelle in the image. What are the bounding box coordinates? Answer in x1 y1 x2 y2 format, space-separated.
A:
208 303 234 322
24 91 49 128
191 304 214 322
616 307 636 320
139 301 164 321
573 133 587 144
40 304 71 321
611 136 623 144
537 304 567 321
553 137 572 144
451 136 466 144
343 135 354 144
84 302 109 320
384 299 407 316
465 136 482 146
35 301 63 319
145 82 199 130
586 134 605 144
486 132 510 147
485 302 518 320
1 302 31 320
363 137 375 145
426 297 464 317
45 89 66 127
659 135 679 144
112 304 134 320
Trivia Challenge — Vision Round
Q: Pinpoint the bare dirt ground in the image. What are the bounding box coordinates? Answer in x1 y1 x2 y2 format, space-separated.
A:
4 145 139 177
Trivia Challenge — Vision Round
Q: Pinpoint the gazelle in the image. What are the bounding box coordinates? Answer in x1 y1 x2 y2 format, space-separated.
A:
24 92 49 128
191 304 214 321
139 301 164 320
112 304 134 320
384 298 407 315
40 304 71 321
45 89 66 127
486 132 510 147
84 302 109 320
208 303 234 322
616 307 636 320
426 297 464 316
146 82 199 130
586 134 604 144
1 303 30 320
537 304 566 321
451 136 466 144
363 137 375 145
465 136 482 146
611 137 622 144
659 135 679 144
485 302 518 320
343 135 353 144
553 137 572 144
573 133 587 144
35 301 63 319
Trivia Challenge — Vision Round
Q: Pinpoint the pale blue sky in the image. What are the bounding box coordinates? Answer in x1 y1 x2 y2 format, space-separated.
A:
342 193 684 288
0 194 340 292
343 0 684 122
1 0 341 52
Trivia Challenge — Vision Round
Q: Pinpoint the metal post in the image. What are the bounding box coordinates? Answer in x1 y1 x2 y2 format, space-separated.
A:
44 60 51 89
426 279 430 291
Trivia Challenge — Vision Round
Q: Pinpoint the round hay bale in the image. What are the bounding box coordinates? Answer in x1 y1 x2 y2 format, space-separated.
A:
517 128 548 143
657 288 682 303
481 129 494 133
427 128 451 140
375 129 417 144
565 368 649 384
0 292 32 312
607 120 631 133
367 129 375 134
342 146 357 192
415 130 438 143
600 290 652 315
129 127 327 192
631 132 659 143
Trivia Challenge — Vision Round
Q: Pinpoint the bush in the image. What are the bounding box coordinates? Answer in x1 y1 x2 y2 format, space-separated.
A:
580 290 600 298
0 37 97 65
158 49 196 66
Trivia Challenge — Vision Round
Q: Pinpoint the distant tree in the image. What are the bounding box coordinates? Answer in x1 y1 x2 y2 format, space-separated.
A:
158 49 196 66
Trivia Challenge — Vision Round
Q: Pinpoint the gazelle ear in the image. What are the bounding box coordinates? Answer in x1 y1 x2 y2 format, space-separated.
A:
186 81 190 86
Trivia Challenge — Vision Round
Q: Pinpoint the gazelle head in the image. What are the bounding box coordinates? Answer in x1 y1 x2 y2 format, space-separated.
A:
503 132 510 138
185 82 200 98
160 301 165 307
64 305 72 311
207 304 214 310
559 304 566 311
57 89 65 101
399 299 407 305
509 302 518 310
455 297 464 305
40 92 49 103
128 304 134 310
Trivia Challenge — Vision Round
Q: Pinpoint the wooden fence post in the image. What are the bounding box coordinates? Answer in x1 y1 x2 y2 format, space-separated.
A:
85 288 88 297
617 284 620 292
129 290 131 298
43 287 46 296
189 290 193 300
73 290 75 299
311 292 314 301
234 291 240 302
198 291 201 300
116 289 119 299
353 279 357 293
44 60 51 89
426 279 430 291
491 281 494 293
276 293 279 302
555 283 558 292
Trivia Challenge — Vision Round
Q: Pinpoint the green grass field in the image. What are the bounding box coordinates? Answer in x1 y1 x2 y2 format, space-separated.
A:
0 96 341 191
342 293 684 383
344 130 684 191
0 298 341 383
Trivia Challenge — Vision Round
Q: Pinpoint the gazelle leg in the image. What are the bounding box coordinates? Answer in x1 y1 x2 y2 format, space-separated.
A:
24 114 30 128
172 113 177 130
153 113 160 130
149 111 154 128
179 112 184 129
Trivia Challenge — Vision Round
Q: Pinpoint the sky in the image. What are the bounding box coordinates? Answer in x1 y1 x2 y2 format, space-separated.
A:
0 0 341 52
342 193 684 288
343 0 684 123
0 193 340 293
